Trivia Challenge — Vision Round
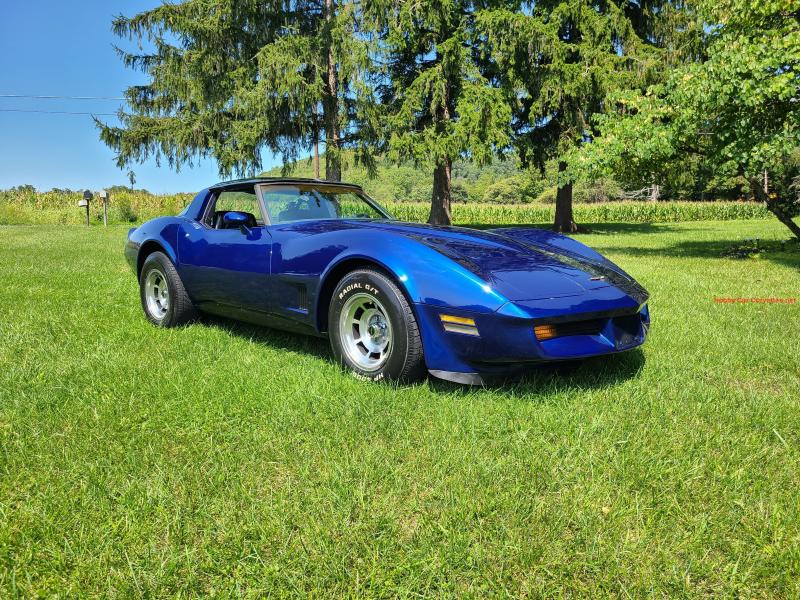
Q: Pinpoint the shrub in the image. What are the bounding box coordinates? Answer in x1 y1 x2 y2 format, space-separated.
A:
451 181 470 203
574 177 624 203
114 197 138 223
483 179 519 203
481 175 539 204
535 187 557 204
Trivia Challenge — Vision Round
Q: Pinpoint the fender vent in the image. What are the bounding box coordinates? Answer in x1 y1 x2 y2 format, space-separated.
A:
297 286 309 311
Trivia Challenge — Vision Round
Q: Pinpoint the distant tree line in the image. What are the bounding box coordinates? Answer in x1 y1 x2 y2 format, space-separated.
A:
98 0 800 238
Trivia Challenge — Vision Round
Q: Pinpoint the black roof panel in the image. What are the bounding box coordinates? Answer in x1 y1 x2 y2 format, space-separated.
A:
209 177 364 191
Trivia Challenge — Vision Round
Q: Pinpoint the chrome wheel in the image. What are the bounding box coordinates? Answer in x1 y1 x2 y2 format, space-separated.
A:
338 292 393 372
144 268 170 320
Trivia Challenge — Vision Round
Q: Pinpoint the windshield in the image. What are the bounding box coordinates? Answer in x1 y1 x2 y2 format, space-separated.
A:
260 184 392 224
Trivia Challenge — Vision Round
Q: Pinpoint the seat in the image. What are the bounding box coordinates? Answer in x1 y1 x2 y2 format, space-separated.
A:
213 211 258 230
277 199 333 223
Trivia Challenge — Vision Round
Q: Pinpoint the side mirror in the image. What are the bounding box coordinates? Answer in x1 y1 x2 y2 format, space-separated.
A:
222 211 251 234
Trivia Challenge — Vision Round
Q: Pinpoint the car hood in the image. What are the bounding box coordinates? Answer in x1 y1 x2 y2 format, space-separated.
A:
347 220 647 303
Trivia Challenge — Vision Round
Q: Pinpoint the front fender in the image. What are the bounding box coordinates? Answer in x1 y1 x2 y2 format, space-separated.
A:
317 233 511 317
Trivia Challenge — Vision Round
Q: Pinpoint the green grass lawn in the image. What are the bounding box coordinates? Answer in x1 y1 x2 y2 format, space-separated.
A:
1 220 799 597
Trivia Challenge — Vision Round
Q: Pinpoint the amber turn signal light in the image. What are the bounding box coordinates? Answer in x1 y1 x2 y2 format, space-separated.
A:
440 314 480 336
440 314 476 326
534 324 558 341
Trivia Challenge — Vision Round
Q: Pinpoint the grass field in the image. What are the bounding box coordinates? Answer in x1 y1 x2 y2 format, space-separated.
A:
1 220 799 596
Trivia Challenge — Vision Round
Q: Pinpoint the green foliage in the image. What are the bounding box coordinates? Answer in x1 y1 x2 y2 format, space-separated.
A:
368 3 510 168
362 0 513 222
114 197 138 223
575 177 625 204
572 0 800 236
477 1 701 229
482 176 530 204
536 175 623 204
535 187 558 205
98 0 377 180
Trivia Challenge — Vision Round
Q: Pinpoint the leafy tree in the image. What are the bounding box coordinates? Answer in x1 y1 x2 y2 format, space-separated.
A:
479 1 699 231
364 0 511 224
98 0 377 181
572 0 800 238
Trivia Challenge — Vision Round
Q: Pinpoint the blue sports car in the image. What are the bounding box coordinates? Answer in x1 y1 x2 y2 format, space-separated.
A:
125 178 649 384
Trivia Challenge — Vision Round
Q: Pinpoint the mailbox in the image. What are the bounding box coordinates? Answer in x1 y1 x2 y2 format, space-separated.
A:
79 190 93 226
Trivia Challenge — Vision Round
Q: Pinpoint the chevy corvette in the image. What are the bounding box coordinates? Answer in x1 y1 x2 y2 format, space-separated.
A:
125 178 649 384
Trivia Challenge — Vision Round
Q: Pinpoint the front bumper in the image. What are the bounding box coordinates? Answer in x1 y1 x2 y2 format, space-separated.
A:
415 291 649 384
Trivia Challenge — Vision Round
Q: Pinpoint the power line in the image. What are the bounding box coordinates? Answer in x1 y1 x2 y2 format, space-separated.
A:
0 108 117 116
0 94 125 101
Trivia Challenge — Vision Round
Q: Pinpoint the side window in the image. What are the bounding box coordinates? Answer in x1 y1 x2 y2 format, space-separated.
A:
204 189 265 229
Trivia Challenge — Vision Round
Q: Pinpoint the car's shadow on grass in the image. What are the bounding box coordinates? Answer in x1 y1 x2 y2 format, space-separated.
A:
608 238 800 268
198 314 645 394
198 314 331 360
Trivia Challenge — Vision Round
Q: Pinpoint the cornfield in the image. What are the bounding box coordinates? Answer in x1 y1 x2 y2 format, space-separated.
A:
0 189 770 226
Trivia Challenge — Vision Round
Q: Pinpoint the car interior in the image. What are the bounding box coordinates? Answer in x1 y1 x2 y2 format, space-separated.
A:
277 197 337 222
212 210 258 229
204 189 264 229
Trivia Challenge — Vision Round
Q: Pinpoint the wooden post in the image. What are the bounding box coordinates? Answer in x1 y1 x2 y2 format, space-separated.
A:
100 190 109 227
81 190 93 226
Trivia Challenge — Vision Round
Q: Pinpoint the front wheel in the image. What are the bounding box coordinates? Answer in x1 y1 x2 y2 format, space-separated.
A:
139 251 196 327
329 269 425 383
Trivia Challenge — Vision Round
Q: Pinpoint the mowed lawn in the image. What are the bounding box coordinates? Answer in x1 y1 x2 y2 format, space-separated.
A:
1 220 799 597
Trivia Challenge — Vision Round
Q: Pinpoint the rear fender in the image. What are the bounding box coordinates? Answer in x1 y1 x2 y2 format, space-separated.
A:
127 217 184 275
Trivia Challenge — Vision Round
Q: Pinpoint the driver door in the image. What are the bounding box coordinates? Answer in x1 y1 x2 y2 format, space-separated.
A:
179 188 273 313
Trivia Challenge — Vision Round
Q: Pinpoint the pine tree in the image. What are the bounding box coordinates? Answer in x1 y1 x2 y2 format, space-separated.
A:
98 0 379 181
479 1 699 232
364 0 511 225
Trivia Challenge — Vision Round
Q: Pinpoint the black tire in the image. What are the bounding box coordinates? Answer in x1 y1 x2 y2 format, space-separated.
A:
328 269 425 383
139 251 196 327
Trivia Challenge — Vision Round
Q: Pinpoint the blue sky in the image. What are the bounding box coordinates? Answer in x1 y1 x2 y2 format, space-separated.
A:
0 1 282 193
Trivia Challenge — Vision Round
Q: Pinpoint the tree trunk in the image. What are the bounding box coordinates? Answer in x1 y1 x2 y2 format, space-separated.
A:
649 183 660 202
752 179 800 239
312 100 320 179
323 0 341 182
553 161 578 233
428 158 452 225
428 51 453 226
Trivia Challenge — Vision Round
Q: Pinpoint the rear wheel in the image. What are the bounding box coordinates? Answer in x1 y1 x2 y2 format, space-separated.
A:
139 251 196 327
329 269 425 383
